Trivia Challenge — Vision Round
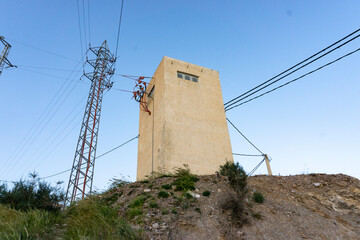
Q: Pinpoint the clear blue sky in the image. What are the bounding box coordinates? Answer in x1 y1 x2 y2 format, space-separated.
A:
1 1 359 191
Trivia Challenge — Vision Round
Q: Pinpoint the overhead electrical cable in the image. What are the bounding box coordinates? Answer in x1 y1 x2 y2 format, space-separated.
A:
35 135 139 181
248 158 266 176
82 0 88 48
1 65 84 178
225 47 360 111
115 0 125 59
76 0 85 65
226 118 264 155
5 38 80 62
87 0 91 46
3 76 84 179
232 153 264 157
17 65 82 72
0 62 83 176
19 96 88 176
224 28 360 110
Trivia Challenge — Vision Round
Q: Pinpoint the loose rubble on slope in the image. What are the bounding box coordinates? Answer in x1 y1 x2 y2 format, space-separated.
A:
100 173 360 240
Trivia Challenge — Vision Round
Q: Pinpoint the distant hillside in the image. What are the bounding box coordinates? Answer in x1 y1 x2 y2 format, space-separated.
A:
104 173 360 239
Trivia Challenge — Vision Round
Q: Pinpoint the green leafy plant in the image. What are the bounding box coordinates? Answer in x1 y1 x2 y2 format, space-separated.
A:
161 184 172 190
252 212 262 219
0 172 64 213
202 190 211 197
129 196 145 208
219 162 247 193
172 165 199 191
158 191 169 198
253 191 264 203
184 192 193 199
149 201 159 209
195 207 201 213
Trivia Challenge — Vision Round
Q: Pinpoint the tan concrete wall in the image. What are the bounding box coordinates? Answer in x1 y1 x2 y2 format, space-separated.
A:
137 56 233 180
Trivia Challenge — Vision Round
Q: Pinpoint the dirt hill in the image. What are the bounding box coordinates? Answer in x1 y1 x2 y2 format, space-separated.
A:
104 173 360 240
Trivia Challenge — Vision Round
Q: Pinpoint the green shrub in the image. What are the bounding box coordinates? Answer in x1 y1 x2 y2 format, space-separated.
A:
219 162 247 193
0 173 64 213
129 196 145 208
161 184 172 190
0 204 61 239
252 212 262 219
161 209 169 215
127 208 143 219
65 199 141 239
171 209 178 214
158 191 169 198
253 191 264 203
172 165 199 191
149 201 159 209
202 190 211 197
184 192 193 199
195 207 201 213
139 180 149 184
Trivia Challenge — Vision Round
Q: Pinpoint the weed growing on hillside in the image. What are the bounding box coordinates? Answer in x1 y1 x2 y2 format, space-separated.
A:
65 198 141 239
129 196 145 208
161 184 172 190
219 162 247 193
172 164 199 191
202 190 211 197
253 191 265 203
158 191 169 198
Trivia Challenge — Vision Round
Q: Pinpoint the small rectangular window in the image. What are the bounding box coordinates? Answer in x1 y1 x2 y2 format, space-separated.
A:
177 71 199 83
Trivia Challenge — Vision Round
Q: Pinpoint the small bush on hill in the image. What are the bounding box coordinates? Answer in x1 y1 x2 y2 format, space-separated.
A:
158 191 169 198
219 162 247 193
66 198 141 239
0 172 64 213
0 204 61 239
253 191 265 203
161 184 172 190
172 164 199 191
202 190 211 197
129 196 145 208
219 162 248 225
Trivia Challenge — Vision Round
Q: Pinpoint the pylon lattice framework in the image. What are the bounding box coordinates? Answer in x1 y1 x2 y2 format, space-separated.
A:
64 41 115 206
0 36 15 76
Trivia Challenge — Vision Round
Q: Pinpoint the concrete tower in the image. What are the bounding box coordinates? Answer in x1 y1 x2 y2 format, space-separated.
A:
137 57 233 179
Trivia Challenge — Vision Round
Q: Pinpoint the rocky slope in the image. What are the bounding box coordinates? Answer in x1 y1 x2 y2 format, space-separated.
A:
104 173 360 240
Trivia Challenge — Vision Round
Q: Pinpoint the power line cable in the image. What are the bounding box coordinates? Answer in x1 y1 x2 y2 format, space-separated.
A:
115 0 125 59
5 38 80 62
224 29 360 110
82 0 88 48
248 158 265 176
226 118 264 155
2 66 84 178
37 135 139 181
232 153 264 157
87 0 91 46
0 62 83 176
76 0 85 65
96 135 139 159
225 47 360 111
19 96 87 175
17 65 82 72
3 77 83 179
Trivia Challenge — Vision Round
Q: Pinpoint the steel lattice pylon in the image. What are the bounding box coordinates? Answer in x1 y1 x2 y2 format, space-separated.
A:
0 36 15 76
64 41 115 207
